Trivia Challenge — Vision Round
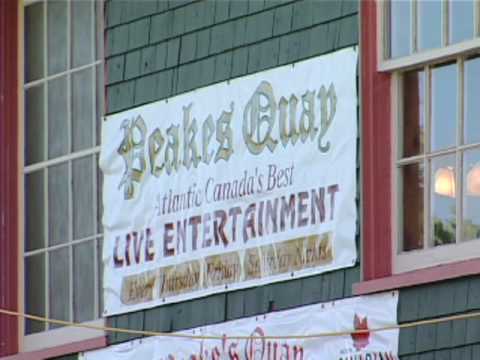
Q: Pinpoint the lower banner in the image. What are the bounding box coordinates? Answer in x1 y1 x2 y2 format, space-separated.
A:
81 292 399 360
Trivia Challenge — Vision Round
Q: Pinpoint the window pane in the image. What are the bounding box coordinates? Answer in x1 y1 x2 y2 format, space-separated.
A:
49 247 70 328
402 69 425 157
48 76 69 159
464 57 480 145
48 163 70 246
401 162 424 251
73 241 94 322
47 0 68 75
431 63 457 151
463 149 480 241
72 0 93 68
73 156 94 240
418 0 442 51
97 237 103 317
25 170 45 252
25 254 45 334
25 85 45 165
96 153 103 234
431 155 456 247
390 0 411 58
95 1 103 61
96 64 104 146
72 68 94 152
25 2 45 82
450 0 474 44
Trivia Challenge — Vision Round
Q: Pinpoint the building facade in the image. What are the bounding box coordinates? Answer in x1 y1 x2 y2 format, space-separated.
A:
0 0 479 359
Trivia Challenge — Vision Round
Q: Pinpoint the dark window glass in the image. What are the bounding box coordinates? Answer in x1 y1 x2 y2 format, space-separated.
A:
25 170 45 252
25 254 46 334
25 85 45 165
72 68 94 151
73 156 95 239
25 3 45 82
48 76 69 159
48 163 69 246
49 247 70 328
403 70 425 157
74 242 95 322
47 0 68 75
72 0 94 68
402 162 424 251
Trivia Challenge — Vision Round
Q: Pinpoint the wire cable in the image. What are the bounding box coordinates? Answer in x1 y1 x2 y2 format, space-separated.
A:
1 307 480 340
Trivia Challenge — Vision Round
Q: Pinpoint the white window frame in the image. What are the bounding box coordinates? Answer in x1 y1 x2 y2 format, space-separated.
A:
20 0 105 351
378 1 480 274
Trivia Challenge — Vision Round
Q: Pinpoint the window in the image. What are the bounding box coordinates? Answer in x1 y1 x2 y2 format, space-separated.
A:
387 0 479 59
384 1 480 273
23 0 104 345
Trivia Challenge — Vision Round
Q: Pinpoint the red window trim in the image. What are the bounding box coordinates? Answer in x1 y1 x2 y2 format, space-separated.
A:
360 0 393 281
0 337 107 360
0 0 19 357
359 0 480 294
354 258 480 295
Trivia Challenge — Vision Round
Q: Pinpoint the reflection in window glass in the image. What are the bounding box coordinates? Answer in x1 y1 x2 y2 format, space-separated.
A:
450 0 474 44
402 162 424 251
464 150 480 241
431 155 456 247
431 64 457 151
390 0 411 58
464 57 480 145
402 70 425 157
418 0 442 51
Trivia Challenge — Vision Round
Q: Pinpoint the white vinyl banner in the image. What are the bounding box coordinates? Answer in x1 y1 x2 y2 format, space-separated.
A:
82 292 399 360
101 47 358 316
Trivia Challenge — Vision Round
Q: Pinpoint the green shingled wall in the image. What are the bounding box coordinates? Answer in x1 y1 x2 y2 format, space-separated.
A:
104 0 360 349
51 1 480 359
398 276 480 359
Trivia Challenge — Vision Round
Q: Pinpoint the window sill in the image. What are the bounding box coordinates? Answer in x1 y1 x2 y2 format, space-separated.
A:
21 318 105 353
2 336 106 360
353 257 480 295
